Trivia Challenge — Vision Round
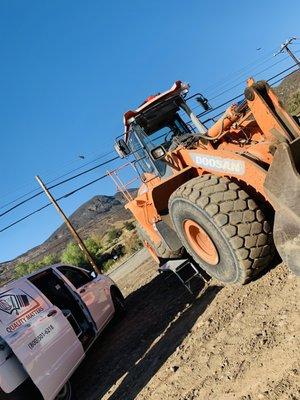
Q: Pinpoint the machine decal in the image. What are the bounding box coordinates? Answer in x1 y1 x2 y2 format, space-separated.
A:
191 153 246 175
0 289 44 333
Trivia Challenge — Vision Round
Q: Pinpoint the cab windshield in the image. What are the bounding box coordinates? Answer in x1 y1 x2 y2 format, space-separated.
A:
128 114 190 176
144 114 190 151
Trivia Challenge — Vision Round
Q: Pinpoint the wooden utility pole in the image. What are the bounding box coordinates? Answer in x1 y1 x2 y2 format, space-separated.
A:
275 37 300 69
35 175 101 274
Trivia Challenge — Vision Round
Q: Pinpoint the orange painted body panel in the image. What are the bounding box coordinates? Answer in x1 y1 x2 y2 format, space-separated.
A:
121 79 300 248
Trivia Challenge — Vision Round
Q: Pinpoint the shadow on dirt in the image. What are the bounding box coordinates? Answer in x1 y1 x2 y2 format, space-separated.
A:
72 274 222 400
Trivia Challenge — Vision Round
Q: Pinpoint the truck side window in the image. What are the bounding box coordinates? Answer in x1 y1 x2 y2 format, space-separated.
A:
58 266 93 289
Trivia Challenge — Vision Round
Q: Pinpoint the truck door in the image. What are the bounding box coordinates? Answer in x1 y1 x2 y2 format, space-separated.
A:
56 265 112 331
0 281 85 400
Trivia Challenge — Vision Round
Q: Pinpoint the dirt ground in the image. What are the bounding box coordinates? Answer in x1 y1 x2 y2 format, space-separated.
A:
73 258 299 400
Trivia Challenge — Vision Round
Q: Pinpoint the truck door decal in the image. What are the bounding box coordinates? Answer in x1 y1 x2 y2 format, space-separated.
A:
0 293 30 315
0 289 44 333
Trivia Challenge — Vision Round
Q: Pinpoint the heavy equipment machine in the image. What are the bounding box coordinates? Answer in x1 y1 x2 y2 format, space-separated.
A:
110 78 300 284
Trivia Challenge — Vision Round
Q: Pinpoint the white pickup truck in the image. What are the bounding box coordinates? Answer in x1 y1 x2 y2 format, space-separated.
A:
0 263 125 400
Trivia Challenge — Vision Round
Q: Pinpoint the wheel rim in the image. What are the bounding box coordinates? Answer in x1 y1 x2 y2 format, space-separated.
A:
183 219 219 265
144 241 160 263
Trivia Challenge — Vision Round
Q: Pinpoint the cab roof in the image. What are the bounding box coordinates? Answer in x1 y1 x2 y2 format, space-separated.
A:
123 80 189 141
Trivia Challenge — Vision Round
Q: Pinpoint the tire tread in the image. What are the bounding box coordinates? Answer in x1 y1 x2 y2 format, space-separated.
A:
169 174 274 284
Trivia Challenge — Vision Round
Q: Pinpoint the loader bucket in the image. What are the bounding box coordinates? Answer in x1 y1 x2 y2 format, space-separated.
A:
264 138 300 275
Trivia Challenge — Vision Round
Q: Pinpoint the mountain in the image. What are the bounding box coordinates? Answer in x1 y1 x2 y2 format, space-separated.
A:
48 193 133 245
274 69 300 115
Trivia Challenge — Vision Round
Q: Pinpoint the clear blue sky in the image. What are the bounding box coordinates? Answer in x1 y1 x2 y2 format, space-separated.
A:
1 0 299 262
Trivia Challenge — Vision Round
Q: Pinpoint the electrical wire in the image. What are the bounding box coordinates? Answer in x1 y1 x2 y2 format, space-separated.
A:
208 56 290 102
193 63 299 121
1 150 116 210
205 52 284 98
202 47 278 93
0 156 119 219
197 67 299 127
0 172 110 233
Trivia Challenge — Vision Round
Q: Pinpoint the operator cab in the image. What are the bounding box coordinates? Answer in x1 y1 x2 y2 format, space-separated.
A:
128 97 191 176
115 81 208 178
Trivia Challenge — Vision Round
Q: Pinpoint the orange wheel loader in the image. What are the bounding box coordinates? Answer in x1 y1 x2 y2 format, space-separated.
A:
110 79 300 284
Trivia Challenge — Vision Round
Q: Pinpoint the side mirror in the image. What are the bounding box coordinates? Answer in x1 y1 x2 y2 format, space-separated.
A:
151 146 166 160
114 139 131 159
90 271 97 279
196 94 211 112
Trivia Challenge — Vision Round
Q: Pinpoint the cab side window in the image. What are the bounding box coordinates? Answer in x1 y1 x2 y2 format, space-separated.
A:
58 266 93 289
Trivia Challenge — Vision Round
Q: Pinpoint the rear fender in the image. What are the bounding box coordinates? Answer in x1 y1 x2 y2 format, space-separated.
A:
151 167 197 214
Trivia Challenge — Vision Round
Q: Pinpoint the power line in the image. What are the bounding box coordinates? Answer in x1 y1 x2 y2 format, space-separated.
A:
267 63 299 83
194 63 299 120
1 150 116 210
208 56 290 102
199 67 299 126
189 56 292 114
0 171 110 233
0 155 119 219
268 68 299 86
1 154 103 202
202 47 278 93
205 52 281 98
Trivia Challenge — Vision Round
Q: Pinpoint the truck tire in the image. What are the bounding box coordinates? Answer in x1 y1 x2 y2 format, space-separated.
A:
111 286 126 318
55 381 77 400
137 224 183 263
169 174 274 284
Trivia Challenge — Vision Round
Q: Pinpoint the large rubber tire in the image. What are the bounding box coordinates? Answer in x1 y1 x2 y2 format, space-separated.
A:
137 224 184 263
169 174 274 284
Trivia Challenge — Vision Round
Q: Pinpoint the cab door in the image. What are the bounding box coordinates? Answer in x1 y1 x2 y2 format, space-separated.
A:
0 281 84 400
56 266 113 331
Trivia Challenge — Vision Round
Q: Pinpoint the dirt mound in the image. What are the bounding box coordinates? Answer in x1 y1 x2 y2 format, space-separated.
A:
72 259 299 400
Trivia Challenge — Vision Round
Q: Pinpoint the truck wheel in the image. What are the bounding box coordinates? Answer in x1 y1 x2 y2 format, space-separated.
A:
137 224 183 263
169 174 274 284
55 381 77 400
111 287 126 317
